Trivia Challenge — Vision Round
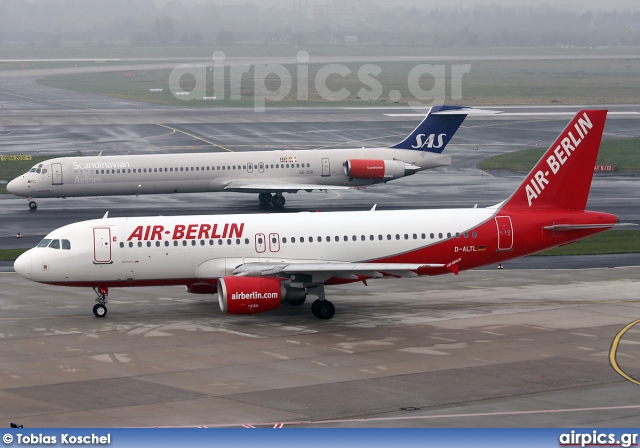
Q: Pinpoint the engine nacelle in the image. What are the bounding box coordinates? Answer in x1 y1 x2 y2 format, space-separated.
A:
218 276 284 315
185 283 217 294
344 159 416 180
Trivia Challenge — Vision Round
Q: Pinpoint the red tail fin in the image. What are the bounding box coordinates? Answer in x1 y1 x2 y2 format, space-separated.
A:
501 110 607 211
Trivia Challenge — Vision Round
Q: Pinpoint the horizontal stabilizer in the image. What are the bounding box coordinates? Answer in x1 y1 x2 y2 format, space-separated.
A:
543 223 630 231
431 108 502 115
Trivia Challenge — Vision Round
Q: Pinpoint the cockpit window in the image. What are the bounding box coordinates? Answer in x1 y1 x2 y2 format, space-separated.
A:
37 239 52 247
62 239 71 250
36 169 41 174
41 169 47 174
29 168 37 173
48 239 61 249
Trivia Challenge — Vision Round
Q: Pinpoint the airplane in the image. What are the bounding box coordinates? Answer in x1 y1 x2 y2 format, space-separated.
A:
13 110 620 320
7 105 479 209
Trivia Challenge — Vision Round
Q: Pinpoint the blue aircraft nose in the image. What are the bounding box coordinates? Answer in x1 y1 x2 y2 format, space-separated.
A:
14 251 32 278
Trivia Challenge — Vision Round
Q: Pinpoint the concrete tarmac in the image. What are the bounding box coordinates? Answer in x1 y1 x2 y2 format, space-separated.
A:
1 267 640 428
1 75 640 428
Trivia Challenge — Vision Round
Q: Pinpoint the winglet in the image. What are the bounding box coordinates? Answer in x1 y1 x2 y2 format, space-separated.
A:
102 211 109 219
370 204 377 211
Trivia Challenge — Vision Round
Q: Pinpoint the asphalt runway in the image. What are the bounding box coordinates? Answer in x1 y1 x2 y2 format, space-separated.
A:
1 75 640 428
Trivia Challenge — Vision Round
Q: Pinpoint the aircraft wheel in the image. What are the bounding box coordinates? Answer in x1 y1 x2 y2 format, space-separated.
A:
93 304 107 318
311 299 335 320
272 195 285 208
28 201 37 210
258 192 272 204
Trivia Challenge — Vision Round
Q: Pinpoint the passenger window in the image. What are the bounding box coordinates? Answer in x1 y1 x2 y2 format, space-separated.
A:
174 241 178 246
191 240 196 246
183 241 187 246
291 237 296 243
352 235 356 241
138 242 142 247
147 242 151 247
447 233 452 238
438 233 443 238
300 237 305 243
165 241 169 247
200 240 205 246
472 232 477 238
37 239 52 247
227 239 232 245
129 242 133 248
156 241 161 247
218 240 223 245
48 239 60 249
430 233 434 239
119 242 124 248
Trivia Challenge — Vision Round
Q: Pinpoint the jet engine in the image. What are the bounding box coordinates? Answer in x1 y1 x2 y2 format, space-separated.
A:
185 283 217 294
217 276 308 315
343 159 419 180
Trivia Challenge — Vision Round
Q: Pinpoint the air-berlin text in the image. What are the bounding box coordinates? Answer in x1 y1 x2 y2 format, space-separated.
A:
127 223 245 241
525 111 593 207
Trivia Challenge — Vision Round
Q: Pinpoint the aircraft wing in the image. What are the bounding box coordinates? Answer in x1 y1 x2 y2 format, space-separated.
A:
223 181 352 193
232 261 444 279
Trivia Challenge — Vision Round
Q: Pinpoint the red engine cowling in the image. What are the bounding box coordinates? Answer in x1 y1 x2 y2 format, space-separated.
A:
217 276 283 315
344 159 407 180
185 283 217 294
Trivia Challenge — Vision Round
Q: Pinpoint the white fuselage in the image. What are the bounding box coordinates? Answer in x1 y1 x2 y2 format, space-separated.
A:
16 208 497 286
8 147 449 198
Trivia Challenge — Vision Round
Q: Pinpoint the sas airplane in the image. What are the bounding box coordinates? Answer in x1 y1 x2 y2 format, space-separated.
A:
7 105 478 209
14 110 620 320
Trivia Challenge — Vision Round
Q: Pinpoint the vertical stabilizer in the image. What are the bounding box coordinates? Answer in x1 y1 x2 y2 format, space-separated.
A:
501 110 607 211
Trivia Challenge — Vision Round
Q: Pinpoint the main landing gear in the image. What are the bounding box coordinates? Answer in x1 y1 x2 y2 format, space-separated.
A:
258 192 285 208
306 285 335 319
92 286 108 317
311 299 335 319
28 200 37 210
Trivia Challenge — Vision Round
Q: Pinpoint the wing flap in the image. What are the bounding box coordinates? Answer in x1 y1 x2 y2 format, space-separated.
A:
232 262 443 277
224 181 351 193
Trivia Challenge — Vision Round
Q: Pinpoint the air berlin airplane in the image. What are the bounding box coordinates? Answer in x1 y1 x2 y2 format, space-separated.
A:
7 105 478 209
14 110 618 320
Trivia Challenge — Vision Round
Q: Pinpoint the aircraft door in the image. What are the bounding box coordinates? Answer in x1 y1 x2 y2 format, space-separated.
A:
52 163 63 185
495 216 513 251
255 233 266 253
321 158 330 177
247 163 253 173
93 227 112 264
268 233 280 252
258 162 265 173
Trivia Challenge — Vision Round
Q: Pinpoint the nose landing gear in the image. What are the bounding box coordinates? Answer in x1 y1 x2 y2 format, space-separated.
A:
28 200 37 210
92 286 108 317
